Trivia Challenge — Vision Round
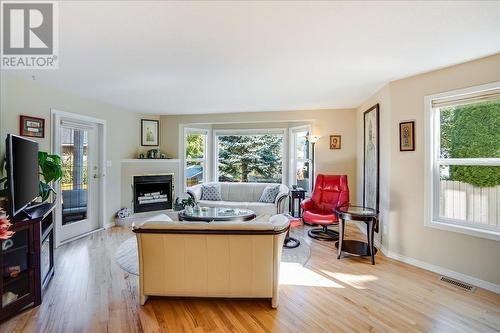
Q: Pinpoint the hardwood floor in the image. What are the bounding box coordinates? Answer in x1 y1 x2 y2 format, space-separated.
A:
1 225 499 333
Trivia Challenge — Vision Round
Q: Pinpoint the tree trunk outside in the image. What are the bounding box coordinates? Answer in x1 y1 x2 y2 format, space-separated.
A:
242 163 248 182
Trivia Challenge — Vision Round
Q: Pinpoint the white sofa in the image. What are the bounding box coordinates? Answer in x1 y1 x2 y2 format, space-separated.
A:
133 214 290 308
187 182 289 216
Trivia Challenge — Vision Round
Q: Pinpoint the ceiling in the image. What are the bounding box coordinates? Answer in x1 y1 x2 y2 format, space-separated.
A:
7 1 500 115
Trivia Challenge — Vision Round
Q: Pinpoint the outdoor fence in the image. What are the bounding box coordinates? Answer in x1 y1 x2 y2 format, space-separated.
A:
439 180 500 227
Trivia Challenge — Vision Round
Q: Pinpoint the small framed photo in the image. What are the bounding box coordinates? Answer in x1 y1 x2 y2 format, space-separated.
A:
329 135 341 149
399 121 415 151
20 115 45 138
141 119 159 146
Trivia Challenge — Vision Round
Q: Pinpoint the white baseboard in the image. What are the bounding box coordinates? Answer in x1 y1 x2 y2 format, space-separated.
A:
354 224 500 294
382 248 500 294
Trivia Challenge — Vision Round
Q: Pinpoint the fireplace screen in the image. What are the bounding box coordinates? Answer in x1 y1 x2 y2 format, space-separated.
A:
133 175 173 213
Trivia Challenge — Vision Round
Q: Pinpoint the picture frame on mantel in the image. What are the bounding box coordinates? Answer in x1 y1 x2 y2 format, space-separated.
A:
141 119 159 146
20 115 45 138
399 121 415 151
363 104 380 212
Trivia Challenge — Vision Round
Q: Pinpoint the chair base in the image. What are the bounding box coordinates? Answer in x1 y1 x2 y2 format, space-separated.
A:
307 225 339 241
283 237 300 249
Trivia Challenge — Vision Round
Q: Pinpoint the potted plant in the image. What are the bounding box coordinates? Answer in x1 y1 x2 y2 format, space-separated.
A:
180 196 195 213
37 152 63 202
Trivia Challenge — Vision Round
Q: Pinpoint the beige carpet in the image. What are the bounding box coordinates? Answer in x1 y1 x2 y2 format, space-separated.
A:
116 236 311 276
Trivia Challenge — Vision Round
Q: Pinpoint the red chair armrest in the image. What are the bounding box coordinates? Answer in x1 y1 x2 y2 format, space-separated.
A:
301 198 314 211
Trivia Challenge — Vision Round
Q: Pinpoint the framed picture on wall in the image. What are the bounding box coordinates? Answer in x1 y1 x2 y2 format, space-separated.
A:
329 135 341 149
363 104 379 212
399 121 415 151
20 115 45 138
141 119 159 146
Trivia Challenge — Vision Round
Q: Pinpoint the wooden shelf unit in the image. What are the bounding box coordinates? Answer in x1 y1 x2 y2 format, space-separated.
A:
0 202 55 323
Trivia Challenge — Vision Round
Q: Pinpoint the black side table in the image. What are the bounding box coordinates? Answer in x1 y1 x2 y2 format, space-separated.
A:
289 188 307 218
334 205 379 265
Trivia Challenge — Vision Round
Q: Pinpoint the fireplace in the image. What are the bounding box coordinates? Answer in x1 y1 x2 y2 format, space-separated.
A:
133 174 173 213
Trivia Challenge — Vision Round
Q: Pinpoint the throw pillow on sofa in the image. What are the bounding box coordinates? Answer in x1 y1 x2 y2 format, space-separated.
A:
259 185 281 203
201 184 222 201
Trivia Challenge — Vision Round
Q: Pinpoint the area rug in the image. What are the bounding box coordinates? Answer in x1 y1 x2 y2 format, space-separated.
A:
116 236 311 276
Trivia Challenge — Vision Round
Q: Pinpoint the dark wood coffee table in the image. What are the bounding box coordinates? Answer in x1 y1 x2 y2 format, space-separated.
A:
334 205 379 265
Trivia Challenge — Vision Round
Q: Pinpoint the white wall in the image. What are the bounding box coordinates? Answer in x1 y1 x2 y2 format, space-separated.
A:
0 74 158 226
356 54 500 288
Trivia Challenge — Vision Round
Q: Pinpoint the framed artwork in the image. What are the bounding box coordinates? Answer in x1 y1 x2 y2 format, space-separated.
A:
329 135 341 149
399 121 415 151
141 119 159 146
20 115 45 138
363 104 379 211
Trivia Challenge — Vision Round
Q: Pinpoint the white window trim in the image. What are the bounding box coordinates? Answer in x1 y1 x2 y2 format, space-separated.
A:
424 81 500 241
213 128 287 184
181 127 209 191
288 124 312 193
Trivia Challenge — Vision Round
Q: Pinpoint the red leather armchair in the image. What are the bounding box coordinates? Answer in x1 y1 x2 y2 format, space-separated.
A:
301 174 349 241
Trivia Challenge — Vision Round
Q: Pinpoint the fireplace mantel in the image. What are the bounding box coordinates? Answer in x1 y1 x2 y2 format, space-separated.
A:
121 159 181 212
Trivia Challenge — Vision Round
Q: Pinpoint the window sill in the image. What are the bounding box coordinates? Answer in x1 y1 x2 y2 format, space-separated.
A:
425 220 500 242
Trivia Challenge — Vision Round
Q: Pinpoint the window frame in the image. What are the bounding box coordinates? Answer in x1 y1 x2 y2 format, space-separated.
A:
288 125 312 193
213 128 287 184
424 82 500 241
183 127 209 190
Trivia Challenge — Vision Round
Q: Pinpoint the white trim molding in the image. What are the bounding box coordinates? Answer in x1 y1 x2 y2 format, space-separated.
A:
354 223 499 294
382 247 500 295
288 124 312 193
424 81 500 241
180 126 211 192
50 109 107 247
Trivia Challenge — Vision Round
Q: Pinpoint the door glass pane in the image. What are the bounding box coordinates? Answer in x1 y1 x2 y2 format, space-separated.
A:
186 133 205 159
186 161 204 186
2 229 30 307
61 127 88 225
295 131 308 159
294 130 310 190
296 160 310 191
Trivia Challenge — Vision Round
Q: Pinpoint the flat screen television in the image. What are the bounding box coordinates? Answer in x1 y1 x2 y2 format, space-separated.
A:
6 134 40 218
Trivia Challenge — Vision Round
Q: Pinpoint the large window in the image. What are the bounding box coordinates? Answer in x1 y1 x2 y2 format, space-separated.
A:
289 125 311 192
426 83 500 240
215 130 284 183
184 129 208 188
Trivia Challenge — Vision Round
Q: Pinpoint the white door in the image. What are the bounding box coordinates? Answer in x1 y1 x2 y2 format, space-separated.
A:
53 115 103 245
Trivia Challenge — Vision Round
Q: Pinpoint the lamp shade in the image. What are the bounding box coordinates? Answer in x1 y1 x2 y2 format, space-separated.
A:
305 135 320 144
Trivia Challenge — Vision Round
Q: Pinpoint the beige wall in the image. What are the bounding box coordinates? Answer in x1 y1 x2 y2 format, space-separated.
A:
356 84 391 247
160 109 358 201
356 54 500 287
0 74 158 226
